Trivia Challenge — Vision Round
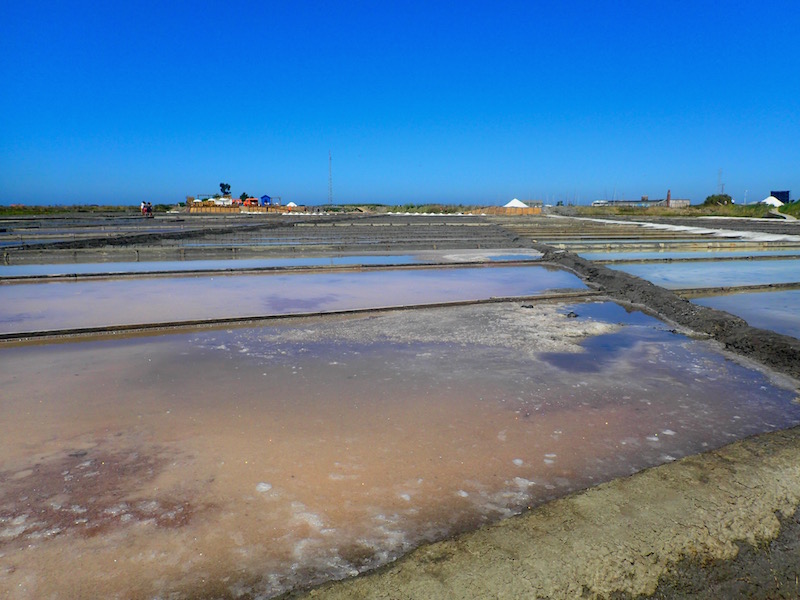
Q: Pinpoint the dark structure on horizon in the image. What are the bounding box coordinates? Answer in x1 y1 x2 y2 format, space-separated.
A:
591 190 690 208
770 190 790 204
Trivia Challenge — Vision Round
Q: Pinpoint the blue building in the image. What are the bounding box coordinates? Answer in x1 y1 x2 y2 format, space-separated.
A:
770 191 790 204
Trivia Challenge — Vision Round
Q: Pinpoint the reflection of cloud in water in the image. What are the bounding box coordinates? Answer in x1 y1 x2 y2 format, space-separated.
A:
539 329 676 372
262 293 340 312
0 265 585 334
0 312 36 325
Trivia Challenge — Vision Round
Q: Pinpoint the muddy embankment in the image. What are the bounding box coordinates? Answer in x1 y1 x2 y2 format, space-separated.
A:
4 217 298 252
533 245 800 381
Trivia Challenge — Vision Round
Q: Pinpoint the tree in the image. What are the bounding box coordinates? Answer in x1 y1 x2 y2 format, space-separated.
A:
704 194 733 206
240 192 249 201
220 182 231 196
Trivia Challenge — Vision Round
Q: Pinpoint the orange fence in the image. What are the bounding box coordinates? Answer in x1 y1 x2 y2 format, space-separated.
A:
187 206 240 214
188 205 307 214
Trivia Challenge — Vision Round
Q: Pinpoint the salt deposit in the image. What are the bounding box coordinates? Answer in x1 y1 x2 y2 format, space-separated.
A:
573 216 800 243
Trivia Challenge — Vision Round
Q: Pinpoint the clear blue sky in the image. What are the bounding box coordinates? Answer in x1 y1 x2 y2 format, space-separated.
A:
1 1 798 206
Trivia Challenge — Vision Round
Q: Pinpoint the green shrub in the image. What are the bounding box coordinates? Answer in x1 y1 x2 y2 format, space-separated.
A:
779 202 800 217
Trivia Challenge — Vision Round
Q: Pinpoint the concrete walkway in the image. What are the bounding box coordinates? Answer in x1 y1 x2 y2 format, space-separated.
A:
770 208 797 220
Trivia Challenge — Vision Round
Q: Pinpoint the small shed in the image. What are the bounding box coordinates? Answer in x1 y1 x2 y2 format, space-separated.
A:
770 191 790 204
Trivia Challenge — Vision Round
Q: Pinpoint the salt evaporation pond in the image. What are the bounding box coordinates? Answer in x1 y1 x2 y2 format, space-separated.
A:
694 289 800 340
2 301 800 599
0 264 574 334
610 259 800 289
0 255 423 276
580 250 800 262
0 250 542 278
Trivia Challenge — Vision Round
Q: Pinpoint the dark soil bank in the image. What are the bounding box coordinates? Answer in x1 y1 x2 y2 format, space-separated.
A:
532 245 800 381
638 506 800 599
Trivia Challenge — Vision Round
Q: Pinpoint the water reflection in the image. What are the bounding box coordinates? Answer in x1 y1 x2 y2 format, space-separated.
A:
694 289 800 340
581 250 800 262
1 302 798 598
0 254 422 276
0 265 583 334
543 302 674 371
610 259 800 289
0 250 543 277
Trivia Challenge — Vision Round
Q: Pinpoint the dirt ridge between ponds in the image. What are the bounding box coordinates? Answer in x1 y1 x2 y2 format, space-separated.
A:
531 246 800 381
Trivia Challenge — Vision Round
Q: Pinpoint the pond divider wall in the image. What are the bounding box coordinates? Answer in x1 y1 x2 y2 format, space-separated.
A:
528 243 800 381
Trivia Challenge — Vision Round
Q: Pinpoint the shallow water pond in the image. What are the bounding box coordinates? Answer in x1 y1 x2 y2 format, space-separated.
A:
610 259 800 289
580 250 800 262
0 264 577 334
0 249 542 278
2 301 799 599
0 254 422 276
694 289 800 340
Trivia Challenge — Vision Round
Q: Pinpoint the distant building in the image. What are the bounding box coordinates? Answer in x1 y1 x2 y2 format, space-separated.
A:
260 195 282 206
592 197 663 208
589 198 686 208
592 191 690 209
770 191 790 204
666 189 690 208
666 199 690 208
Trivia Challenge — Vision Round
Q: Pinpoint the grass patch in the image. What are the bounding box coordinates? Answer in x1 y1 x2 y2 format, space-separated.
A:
574 204 772 218
0 204 177 216
779 202 800 218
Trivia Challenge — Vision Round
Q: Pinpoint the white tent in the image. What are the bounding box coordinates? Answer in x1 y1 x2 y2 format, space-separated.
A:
286 201 298 207
503 198 529 208
761 196 784 207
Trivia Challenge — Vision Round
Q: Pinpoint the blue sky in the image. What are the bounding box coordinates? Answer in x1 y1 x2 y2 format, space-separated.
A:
1 1 798 206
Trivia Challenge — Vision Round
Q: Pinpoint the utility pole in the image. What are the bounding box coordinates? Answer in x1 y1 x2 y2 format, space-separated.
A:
328 150 333 205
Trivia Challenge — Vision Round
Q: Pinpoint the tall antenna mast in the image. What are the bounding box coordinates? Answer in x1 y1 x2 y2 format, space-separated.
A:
328 150 333 205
